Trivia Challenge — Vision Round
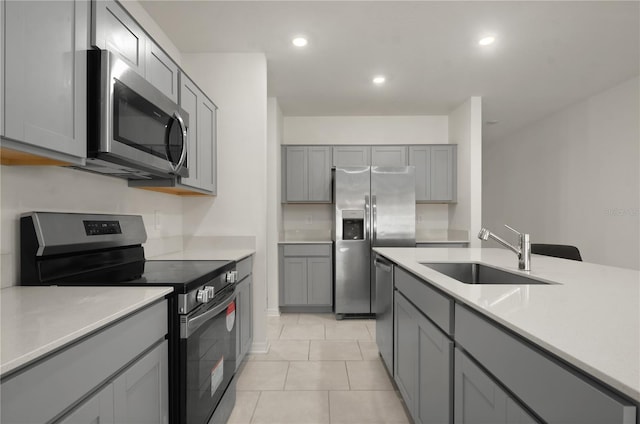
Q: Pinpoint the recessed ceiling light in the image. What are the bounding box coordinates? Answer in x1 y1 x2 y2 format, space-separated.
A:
372 75 386 85
478 35 496 46
292 37 308 47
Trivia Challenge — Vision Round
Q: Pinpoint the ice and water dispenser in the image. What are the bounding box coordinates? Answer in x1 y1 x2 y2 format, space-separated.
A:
341 210 365 240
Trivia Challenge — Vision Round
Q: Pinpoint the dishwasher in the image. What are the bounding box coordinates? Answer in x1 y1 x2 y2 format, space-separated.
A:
374 254 394 376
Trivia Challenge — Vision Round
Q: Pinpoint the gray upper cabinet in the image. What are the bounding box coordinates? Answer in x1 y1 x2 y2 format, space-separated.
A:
333 145 371 167
146 41 179 102
371 145 408 166
178 74 217 194
2 0 88 165
92 0 146 76
409 145 457 203
282 146 332 203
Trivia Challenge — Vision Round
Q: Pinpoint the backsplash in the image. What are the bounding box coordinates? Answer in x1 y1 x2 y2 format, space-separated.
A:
0 165 184 287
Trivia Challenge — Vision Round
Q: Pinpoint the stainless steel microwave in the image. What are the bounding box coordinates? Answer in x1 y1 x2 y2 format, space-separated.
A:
85 49 189 180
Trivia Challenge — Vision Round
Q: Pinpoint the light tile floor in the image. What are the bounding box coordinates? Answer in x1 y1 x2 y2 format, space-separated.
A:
228 313 410 424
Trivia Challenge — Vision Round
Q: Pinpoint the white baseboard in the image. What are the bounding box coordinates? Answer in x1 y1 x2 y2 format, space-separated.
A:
266 308 280 317
250 341 270 354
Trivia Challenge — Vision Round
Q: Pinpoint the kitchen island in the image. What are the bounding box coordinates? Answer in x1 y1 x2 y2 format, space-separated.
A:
374 247 639 423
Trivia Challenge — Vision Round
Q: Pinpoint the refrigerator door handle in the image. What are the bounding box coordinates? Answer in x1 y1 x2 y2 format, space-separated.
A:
372 194 377 245
365 194 371 240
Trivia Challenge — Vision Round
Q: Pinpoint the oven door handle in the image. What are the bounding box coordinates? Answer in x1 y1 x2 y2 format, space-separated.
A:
181 290 236 339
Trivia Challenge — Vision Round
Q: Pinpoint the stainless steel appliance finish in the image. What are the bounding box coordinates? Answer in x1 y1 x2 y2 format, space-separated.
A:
334 166 415 315
374 254 394 375
19 212 237 424
85 49 189 180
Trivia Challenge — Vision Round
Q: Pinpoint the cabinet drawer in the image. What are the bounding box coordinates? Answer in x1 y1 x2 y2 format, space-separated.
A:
394 266 453 335
282 244 332 257
1 301 167 424
455 304 636 424
237 255 253 282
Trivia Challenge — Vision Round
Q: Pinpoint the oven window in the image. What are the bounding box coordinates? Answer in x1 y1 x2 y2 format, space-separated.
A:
182 296 236 424
113 80 172 161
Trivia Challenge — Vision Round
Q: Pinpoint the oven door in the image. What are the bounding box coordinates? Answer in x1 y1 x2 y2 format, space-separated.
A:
94 50 189 178
179 286 237 424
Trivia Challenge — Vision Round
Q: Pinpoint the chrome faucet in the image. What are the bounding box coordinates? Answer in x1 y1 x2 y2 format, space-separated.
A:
478 225 531 271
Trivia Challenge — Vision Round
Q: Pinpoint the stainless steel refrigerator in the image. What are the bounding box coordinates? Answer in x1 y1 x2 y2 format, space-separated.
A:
334 166 416 316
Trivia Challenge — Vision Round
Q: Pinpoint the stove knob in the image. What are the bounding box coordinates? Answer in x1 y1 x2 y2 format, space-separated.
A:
196 289 209 304
226 271 238 284
204 286 215 298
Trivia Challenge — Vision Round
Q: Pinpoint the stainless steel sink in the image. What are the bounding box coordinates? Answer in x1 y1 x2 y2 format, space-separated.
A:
421 262 550 285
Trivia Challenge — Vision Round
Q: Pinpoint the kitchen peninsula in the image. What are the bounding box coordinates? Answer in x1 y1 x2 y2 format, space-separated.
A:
374 247 639 424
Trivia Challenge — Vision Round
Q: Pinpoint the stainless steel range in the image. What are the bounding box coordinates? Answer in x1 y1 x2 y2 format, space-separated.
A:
20 212 238 424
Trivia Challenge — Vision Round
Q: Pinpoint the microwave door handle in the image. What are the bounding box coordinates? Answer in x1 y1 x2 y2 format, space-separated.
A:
173 111 188 172
181 290 236 339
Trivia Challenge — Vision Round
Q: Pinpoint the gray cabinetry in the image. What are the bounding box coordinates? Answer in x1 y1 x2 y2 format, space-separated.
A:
1 301 168 424
454 347 536 424
2 0 88 165
282 146 332 203
236 255 254 368
92 0 146 76
394 291 452 424
279 244 333 312
176 74 216 193
58 385 115 424
112 340 168 424
455 304 636 424
333 145 371 166
409 145 457 203
371 145 408 166
146 41 179 103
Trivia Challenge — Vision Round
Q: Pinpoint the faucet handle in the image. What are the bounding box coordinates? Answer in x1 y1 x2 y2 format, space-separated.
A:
504 224 522 236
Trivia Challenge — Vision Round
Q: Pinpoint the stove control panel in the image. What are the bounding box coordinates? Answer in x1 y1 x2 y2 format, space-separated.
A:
225 271 239 284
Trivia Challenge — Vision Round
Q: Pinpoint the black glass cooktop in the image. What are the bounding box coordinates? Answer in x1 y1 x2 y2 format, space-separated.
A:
53 260 235 294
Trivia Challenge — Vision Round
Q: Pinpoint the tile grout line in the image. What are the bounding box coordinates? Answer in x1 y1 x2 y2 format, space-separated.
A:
248 390 262 424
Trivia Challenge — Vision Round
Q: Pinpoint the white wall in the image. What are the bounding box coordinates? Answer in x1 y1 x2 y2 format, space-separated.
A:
0 166 183 287
483 76 639 269
180 53 269 352
284 116 448 145
267 98 283 316
448 97 483 246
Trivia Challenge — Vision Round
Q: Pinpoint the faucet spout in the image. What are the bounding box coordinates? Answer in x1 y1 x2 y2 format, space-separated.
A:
478 226 531 271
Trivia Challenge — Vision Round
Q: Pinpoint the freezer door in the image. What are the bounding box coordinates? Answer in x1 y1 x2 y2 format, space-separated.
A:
371 166 416 246
334 167 372 314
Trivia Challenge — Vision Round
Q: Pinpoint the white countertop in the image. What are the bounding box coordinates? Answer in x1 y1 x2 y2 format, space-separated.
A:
152 249 255 261
373 247 640 402
0 286 173 377
278 230 333 244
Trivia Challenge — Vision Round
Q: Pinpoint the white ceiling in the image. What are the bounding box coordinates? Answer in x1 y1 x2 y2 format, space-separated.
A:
139 1 639 141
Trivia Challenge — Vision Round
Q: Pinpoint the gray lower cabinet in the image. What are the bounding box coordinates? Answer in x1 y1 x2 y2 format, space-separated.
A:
455 304 636 424
58 385 115 424
2 0 88 165
0 301 168 424
333 145 371 167
282 146 332 203
409 145 457 203
371 145 408 166
279 244 333 311
236 275 253 367
454 347 536 424
394 291 452 424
